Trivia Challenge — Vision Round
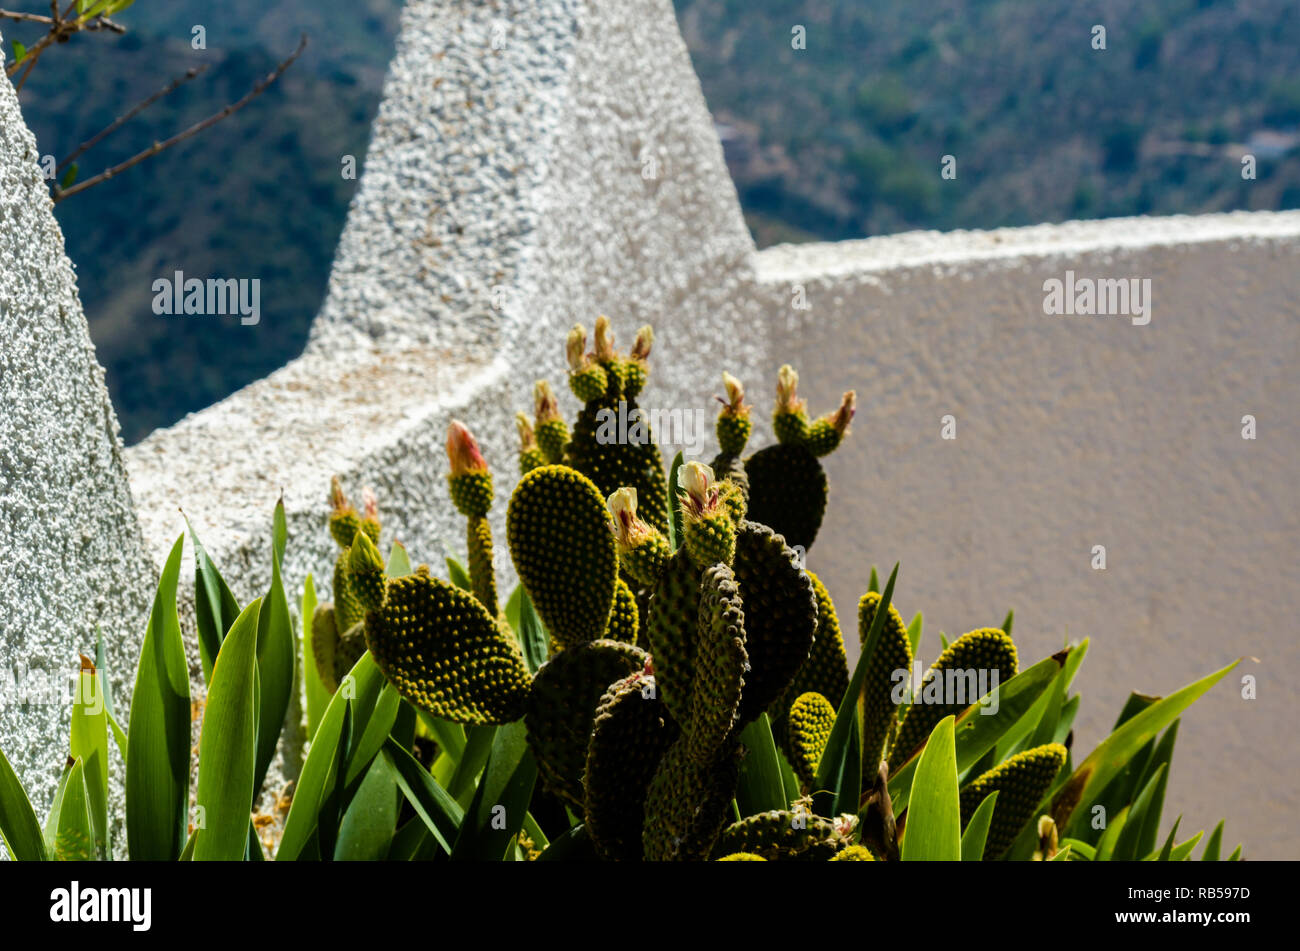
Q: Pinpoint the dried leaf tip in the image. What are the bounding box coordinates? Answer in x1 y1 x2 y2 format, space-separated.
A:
831 390 856 435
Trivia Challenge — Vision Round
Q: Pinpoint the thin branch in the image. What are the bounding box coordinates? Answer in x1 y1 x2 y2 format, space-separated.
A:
57 63 211 173
0 9 55 25
53 34 310 203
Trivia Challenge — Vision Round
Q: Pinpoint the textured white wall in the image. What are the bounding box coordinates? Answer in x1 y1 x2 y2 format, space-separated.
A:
0 39 156 858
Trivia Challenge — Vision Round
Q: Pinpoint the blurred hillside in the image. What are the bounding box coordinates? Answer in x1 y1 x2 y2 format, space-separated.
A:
7 0 1299 440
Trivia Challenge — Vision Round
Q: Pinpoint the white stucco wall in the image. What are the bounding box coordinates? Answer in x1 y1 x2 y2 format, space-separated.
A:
0 38 156 858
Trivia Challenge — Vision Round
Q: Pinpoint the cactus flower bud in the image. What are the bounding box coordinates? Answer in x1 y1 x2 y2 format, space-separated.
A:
593 314 616 361
678 461 718 517
446 420 488 477
806 390 857 458
566 324 588 371
677 463 735 567
630 324 654 362
328 475 362 548
775 364 804 416
607 487 670 586
720 372 747 415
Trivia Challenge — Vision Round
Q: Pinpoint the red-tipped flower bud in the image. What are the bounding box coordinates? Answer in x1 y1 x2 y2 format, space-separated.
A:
446 420 488 477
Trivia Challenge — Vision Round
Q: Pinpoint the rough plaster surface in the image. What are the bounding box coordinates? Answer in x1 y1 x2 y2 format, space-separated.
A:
0 41 155 859
1 0 1295 860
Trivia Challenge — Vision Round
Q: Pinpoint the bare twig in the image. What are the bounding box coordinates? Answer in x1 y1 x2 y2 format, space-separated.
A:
53 34 310 203
5 1 128 89
57 63 211 174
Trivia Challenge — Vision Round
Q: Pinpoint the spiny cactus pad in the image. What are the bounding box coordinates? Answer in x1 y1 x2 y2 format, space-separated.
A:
776 570 850 730
960 743 1068 860
507 465 618 649
889 627 1019 771
448 470 493 519
787 691 836 789
830 844 876 861
524 640 648 814
645 549 705 728
333 549 364 633
714 809 849 862
858 590 914 776
687 564 748 759
567 398 671 536
466 514 499 617
347 531 387 612
604 576 640 644
744 443 828 552
584 672 679 861
364 570 531 725
731 522 818 728
310 603 341 693
643 738 743 861
717 852 766 861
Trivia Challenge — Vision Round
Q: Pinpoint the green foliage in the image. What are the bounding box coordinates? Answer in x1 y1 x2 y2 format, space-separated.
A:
0 322 1244 863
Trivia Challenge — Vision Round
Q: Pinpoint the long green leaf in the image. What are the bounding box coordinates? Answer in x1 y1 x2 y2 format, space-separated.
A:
1113 763 1167 862
255 502 297 796
301 574 329 741
736 715 788 815
94 628 128 762
186 515 242 684
516 587 549 675
814 564 899 816
1055 660 1238 833
52 758 94 861
193 600 262 861
334 755 399 861
417 710 467 764
277 654 384 859
0 745 45 860
960 790 998 861
446 556 472 592
449 725 497 806
450 721 537 860
383 739 464 854
70 662 109 858
126 534 191 861
902 716 961 861
667 451 685 551
1201 820 1225 861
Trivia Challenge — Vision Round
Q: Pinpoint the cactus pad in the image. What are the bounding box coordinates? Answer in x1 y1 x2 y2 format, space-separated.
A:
731 522 818 728
604 576 640 644
643 738 743 861
787 691 836 788
585 671 679 861
858 590 913 776
645 549 704 728
743 443 828 551
364 569 532 725
333 549 364 633
714 809 850 862
889 627 1019 771
524 640 648 814
686 564 748 759
830 844 876 861
507 465 618 649
960 744 1068 860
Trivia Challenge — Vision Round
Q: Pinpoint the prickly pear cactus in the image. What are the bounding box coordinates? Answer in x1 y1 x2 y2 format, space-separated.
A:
787 691 836 789
524 640 648 813
507 465 618 650
960 743 1068 860
584 669 679 861
889 627 1018 771
858 590 913 778
714 807 854 862
364 568 532 725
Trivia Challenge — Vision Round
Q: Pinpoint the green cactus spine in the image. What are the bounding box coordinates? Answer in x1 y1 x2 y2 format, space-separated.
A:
960 743 1068 860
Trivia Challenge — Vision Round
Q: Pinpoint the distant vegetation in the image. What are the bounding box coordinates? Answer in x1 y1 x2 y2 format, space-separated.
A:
11 0 1299 440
